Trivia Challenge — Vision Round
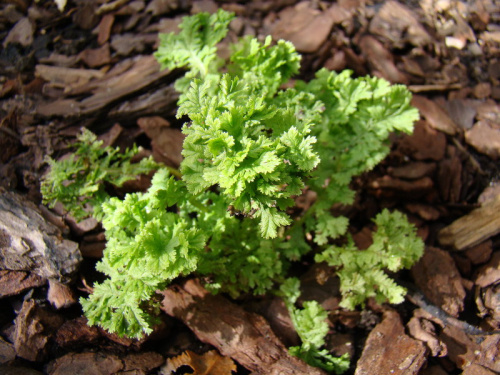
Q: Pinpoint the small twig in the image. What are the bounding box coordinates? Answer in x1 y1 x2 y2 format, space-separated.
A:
402 281 500 336
96 0 130 15
408 83 463 93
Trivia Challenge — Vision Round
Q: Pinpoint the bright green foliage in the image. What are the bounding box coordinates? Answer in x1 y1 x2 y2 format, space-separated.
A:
41 129 157 220
314 215 349 246
176 190 289 297
154 9 233 93
198 218 285 297
81 169 206 338
177 73 319 238
315 209 424 310
280 278 350 374
277 69 419 211
230 35 301 96
42 9 425 371
156 11 318 238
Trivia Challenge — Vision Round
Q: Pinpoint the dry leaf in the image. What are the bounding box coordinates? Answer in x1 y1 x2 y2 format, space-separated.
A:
161 350 236 375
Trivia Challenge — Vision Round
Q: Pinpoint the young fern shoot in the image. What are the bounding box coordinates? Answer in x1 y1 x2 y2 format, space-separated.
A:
41 9 424 370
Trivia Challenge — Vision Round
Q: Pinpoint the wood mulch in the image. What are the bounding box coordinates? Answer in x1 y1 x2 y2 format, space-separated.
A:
1 0 499 374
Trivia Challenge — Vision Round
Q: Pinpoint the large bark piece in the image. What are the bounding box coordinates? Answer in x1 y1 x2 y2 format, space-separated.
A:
411 247 466 317
0 189 81 281
160 279 326 375
354 310 427 375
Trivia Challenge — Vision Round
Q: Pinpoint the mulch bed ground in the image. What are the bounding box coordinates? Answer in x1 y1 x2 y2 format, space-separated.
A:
1 1 499 374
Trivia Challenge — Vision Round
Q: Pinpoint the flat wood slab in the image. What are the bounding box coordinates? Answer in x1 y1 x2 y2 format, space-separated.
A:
36 55 177 118
438 195 500 251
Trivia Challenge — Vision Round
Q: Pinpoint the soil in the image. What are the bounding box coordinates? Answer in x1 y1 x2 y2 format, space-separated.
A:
1 1 500 375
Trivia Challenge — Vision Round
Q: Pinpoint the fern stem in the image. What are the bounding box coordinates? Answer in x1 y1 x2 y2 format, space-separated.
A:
166 166 182 179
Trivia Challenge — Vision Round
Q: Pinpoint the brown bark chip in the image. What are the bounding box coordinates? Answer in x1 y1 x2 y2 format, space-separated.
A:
3 17 34 48
0 270 45 298
407 309 447 357
462 364 498 375
463 240 493 265
397 121 447 161
465 120 500 159
55 317 101 349
358 35 409 84
437 154 462 203
438 325 481 370
411 96 460 135
411 247 466 317
97 14 115 45
270 2 337 54
137 116 185 167
389 161 437 180
354 310 427 375
0 336 16 364
160 279 326 375
36 55 177 118
47 279 77 309
47 352 124 375
475 251 500 288
79 43 112 68
369 0 432 48
14 300 65 362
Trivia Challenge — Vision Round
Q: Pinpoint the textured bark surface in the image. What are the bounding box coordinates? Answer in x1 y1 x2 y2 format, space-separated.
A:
354 310 427 375
13 300 65 362
160 279 326 375
0 270 45 298
411 247 466 317
0 189 81 281
46 351 165 375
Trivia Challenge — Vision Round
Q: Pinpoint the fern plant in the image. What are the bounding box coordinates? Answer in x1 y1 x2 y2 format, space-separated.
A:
41 9 424 371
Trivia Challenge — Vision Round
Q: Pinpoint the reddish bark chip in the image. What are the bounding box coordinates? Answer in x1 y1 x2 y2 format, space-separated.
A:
465 121 500 159
97 14 115 45
354 310 427 375
359 35 409 84
411 96 460 135
270 2 337 53
398 121 447 161
411 247 466 317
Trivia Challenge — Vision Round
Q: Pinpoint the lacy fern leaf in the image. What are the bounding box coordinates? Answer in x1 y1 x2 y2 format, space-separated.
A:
315 209 424 309
41 129 157 220
81 169 206 337
42 10 425 363
281 278 350 374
